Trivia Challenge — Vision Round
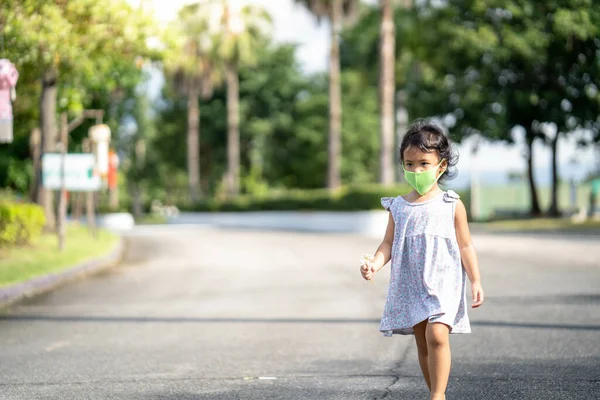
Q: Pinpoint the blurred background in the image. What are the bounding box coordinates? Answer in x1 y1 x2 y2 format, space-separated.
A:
1 0 599 226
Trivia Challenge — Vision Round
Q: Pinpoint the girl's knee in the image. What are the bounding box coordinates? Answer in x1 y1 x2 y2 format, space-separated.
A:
425 322 450 348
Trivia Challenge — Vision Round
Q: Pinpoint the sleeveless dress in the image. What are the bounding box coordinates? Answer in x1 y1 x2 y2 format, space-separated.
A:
379 190 471 336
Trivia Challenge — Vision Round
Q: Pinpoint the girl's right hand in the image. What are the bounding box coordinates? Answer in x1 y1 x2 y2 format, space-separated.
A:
360 262 376 281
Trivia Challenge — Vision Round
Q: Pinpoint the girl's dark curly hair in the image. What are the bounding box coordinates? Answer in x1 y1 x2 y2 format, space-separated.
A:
399 119 459 183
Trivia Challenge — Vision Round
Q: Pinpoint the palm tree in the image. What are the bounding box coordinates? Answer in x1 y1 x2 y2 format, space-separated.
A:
166 4 219 203
379 0 396 185
212 1 272 197
294 0 359 190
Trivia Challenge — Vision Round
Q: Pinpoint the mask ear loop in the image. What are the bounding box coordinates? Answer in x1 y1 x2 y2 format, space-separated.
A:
436 158 446 179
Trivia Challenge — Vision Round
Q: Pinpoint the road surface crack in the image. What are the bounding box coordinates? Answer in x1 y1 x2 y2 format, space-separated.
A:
377 342 413 399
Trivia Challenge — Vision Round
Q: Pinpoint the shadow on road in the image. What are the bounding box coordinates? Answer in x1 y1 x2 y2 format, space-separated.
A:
1 314 599 331
485 294 600 305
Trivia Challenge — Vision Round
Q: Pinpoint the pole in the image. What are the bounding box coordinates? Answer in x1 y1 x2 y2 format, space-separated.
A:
82 138 97 238
395 90 408 183
29 128 41 202
56 113 68 251
94 112 104 231
379 0 396 186
470 135 481 221
72 192 82 224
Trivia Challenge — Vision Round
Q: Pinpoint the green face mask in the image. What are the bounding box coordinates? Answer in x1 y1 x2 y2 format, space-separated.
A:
403 159 445 195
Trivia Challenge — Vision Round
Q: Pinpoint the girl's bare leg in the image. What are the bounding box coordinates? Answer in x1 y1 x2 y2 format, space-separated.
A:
413 319 431 390
426 322 451 400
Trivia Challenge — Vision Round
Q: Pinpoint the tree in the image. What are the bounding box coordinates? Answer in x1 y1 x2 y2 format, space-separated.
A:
537 4 600 215
3 0 157 227
437 1 600 216
295 0 360 190
362 1 600 216
378 0 396 185
165 4 219 203
208 1 272 197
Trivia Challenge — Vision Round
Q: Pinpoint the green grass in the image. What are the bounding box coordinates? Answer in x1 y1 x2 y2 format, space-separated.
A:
477 218 600 232
0 224 119 288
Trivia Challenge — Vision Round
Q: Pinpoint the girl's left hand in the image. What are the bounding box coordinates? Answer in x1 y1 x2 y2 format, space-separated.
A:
471 282 484 308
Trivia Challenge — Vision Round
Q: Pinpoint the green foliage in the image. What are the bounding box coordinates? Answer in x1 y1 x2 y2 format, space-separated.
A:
163 2 220 98
411 1 600 138
3 0 159 111
0 0 160 190
340 71 380 183
0 201 46 247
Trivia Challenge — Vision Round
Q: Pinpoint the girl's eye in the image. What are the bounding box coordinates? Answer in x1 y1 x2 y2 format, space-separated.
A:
421 163 428 166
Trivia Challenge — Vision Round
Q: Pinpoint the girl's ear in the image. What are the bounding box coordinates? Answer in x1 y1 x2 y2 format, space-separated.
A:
439 158 448 175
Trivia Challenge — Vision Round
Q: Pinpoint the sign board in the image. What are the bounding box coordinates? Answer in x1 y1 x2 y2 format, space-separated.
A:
592 178 600 195
42 153 101 191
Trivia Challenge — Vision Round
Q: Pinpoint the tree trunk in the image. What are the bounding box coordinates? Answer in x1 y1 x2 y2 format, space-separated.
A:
379 0 396 185
226 64 240 197
131 184 143 219
525 133 542 216
327 0 343 190
470 136 481 220
548 134 560 217
187 86 201 203
73 192 83 223
395 90 408 183
57 112 68 251
29 128 41 202
82 138 96 237
39 68 58 231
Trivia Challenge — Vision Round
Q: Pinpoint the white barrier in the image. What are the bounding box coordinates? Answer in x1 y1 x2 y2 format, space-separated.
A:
71 213 136 232
167 211 390 238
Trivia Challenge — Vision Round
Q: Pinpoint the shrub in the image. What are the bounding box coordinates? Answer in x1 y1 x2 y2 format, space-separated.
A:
0 201 46 247
184 184 420 212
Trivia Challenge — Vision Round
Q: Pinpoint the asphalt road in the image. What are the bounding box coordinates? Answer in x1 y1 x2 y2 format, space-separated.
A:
1 226 599 399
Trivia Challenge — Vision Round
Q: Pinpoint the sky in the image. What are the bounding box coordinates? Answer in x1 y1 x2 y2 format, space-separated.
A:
132 0 598 189
138 0 333 72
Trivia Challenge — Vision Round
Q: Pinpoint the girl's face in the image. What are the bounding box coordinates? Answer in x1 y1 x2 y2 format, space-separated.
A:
402 146 447 174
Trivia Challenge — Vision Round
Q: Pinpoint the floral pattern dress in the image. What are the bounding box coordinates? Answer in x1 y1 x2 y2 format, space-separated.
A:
379 190 471 336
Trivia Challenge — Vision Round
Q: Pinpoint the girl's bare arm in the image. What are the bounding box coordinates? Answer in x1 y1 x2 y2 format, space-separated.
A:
373 213 395 271
361 213 395 280
454 199 484 307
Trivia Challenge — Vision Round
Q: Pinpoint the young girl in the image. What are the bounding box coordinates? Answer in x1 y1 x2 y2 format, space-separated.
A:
360 119 484 400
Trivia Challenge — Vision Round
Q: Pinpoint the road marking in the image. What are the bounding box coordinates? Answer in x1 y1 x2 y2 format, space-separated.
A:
45 340 70 352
